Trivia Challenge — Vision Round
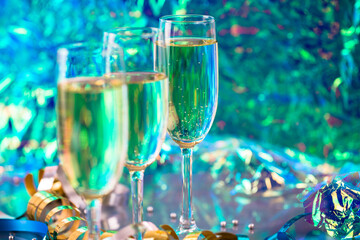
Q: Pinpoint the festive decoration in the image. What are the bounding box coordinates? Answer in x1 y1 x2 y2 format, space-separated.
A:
0 136 334 238
297 172 360 239
161 136 329 197
265 213 310 240
1 0 360 176
24 168 107 239
264 171 360 239
27 191 89 239
21 167 250 239
0 219 48 240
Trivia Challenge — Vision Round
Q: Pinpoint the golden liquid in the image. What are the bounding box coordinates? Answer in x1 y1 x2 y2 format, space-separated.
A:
124 72 168 171
57 76 128 198
164 38 218 148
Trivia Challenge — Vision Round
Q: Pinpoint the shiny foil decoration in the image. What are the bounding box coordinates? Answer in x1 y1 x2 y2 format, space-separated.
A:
299 172 360 239
24 167 119 239
1 0 360 178
24 169 91 239
173 136 328 198
27 191 87 239
23 167 246 240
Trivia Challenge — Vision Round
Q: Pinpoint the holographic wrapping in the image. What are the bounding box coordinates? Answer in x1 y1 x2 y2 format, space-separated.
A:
299 172 360 239
157 136 327 198
0 0 359 175
1 136 330 236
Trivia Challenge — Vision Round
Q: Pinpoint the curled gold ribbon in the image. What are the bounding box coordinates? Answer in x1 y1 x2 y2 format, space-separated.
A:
27 191 54 220
68 226 88 240
53 216 86 239
26 190 86 239
159 224 178 240
25 168 242 240
144 230 169 240
24 171 41 196
24 169 112 240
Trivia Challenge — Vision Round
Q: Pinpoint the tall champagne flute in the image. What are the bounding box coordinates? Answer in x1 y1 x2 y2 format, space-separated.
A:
56 42 128 240
104 27 168 239
160 15 218 235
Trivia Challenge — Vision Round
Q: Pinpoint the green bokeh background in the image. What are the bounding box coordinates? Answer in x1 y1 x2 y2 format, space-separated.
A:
0 0 360 174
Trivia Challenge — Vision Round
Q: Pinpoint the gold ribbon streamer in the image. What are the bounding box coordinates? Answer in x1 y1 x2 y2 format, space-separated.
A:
144 230 170 240
68 226 88 240
160 224 179 240
24 169 242 240
24 169 45 196
53 216 86 239
25 170 113 240
26 191 86 239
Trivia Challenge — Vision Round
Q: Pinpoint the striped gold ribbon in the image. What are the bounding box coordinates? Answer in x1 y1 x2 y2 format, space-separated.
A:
24 169 241 240
25 170 114 240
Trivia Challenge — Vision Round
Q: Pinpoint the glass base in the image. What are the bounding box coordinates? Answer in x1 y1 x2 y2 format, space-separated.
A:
176 224 200 240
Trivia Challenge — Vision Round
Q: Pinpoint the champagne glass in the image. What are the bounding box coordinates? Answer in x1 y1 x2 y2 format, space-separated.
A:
104 27 168 239
56 41 128 240
159 15 218 236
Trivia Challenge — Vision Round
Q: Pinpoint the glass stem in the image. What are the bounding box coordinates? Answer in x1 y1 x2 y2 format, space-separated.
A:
85 198 102 240
130 170 145 240
179 147 198 232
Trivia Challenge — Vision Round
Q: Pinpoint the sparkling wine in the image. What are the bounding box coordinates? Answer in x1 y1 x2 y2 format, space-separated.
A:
57 77 128 198
124 72 168 171
165 38 218 147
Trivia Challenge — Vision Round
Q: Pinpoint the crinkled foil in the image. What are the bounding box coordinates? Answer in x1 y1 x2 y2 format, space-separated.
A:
1 0 360 177
1 136 334 238
159 136 329 197
299 172 360 239
21 167 246 239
